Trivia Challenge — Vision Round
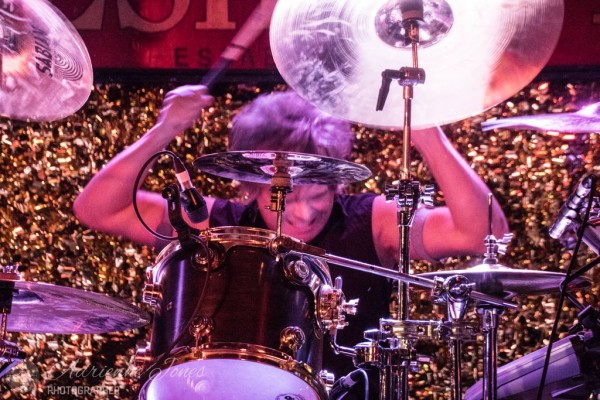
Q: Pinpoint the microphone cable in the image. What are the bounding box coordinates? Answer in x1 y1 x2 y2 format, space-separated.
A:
132 150 183 241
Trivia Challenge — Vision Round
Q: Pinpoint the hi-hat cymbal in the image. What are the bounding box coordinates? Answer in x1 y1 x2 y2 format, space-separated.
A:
4 281 149 334
0 0 93 122
270 0 563 129
417 264 590 298
482 103 600 133
194 151 372 185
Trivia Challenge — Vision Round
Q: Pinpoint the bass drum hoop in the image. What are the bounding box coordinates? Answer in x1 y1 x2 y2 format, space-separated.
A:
139 342 329 400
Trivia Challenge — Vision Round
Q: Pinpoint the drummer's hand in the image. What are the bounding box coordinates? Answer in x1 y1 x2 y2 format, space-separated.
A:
155 84 214 136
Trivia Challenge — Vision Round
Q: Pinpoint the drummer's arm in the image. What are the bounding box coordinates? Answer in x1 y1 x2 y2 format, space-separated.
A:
372 126 509 266
73 85 215 249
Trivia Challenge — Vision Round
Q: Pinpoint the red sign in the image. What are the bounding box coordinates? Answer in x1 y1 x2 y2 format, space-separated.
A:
54 0 276 69
53 0 600 70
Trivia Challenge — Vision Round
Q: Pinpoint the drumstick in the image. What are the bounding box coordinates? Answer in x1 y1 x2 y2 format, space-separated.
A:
201 0 278 89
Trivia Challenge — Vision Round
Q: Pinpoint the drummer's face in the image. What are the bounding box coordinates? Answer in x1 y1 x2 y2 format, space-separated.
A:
257 184 335 242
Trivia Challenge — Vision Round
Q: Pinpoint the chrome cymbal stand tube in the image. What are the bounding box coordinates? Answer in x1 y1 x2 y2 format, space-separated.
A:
375 3 426 398
478 305 502 400
477 196 513 400
439 275 476 400
269 155 294 236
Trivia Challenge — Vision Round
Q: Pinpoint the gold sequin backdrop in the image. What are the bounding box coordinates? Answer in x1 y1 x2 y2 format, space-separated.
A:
0 80 598 399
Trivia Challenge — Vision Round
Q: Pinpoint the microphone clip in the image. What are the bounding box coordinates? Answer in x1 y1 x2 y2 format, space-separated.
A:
162 184 200 246
173 156 209 223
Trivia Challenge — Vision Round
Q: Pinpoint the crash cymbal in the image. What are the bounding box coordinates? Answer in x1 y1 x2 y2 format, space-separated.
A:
194 151 372 185
417 264 590 298
269 0 563 129
2 281 149 334
0 0 93 122
482 103 600 133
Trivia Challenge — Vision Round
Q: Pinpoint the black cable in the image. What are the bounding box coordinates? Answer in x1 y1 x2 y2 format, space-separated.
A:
132 151 214 386
535 175 597 400
132 150 179 241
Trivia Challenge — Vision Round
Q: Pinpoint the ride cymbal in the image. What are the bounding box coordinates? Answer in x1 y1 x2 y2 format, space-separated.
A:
482 103 600 133
0 0 93 121
270 0 564 128
194 151 372 185
417 264 589 298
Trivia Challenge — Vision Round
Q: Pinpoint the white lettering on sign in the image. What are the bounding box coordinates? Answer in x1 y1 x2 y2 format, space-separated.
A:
71 0 235 32
195 0 235 30
118 0 191 32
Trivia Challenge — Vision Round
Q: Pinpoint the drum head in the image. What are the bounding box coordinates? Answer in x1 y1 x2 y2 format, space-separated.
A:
144 359 321 399
140 343 328 400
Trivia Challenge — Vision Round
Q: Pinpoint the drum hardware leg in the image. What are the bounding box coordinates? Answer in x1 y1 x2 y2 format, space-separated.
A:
477 305 503 400
434 274 476 400
444 322 481 400
377 333 431 400
279 326 306 358
450 339 463 400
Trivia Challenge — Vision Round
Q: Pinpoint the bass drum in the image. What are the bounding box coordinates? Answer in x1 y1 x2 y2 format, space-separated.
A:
464 333 600 399
139 227 331 400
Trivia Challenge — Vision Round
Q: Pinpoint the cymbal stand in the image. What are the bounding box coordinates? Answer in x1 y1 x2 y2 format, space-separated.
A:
376 7 426 399
477 196 513 400
0 266 26 379
434 275 476 400
269 155 294 237
277 241 516 399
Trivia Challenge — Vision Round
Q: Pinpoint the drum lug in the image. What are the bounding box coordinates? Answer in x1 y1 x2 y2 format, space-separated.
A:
279 326 306 358
192 242 225 272
283 258 312 285
142 283 161 308
190 316 214 348
134 344 153 368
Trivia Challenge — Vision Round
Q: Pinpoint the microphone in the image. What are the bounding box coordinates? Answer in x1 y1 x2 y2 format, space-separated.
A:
549 174 595 239
173 156 208 223
328 369 367 400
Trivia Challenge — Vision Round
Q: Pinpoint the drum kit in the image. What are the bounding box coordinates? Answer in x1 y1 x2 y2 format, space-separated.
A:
1 0 599 400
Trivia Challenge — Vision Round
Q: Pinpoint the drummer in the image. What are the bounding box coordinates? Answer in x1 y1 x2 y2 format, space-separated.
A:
73 84 508 381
